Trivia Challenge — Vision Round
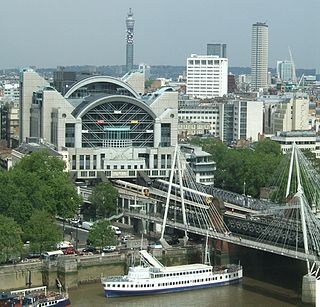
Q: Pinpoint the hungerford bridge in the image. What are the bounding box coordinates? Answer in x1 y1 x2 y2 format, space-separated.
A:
80 144 320 302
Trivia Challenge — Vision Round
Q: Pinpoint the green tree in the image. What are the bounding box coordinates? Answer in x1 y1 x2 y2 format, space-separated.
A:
14 150 82 219
0 151 82 224
88 220 117 250
255 138 282 156
24 210 63 254
89 182 118 218
0 215 23 264
14 150 65 178
190 137 283 198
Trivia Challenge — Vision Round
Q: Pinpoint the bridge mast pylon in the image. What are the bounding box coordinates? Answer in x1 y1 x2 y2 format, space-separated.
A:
160 145 188 245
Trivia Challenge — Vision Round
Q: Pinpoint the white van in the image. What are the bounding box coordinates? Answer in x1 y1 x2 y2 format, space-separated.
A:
82 221 94 230
110 225 121 235
56 241 73 249
42 250 64 260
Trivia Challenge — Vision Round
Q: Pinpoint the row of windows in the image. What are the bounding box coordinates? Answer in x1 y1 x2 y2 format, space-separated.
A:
188 91 221 94
180 116 219 122
38 300 59 306
188 60 222 65
158 269 211 277
106 272 239 288
187 72 222 75
277 141 316 145
106 164 143 170
179 110 219 114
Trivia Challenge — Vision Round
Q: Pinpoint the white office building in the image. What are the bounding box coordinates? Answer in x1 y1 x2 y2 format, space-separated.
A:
271 130 320 158
178 98 263 143
186 54 228 99
251 22 269 91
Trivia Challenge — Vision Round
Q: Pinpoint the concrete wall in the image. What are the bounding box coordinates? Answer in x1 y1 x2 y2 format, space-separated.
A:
0 247 205 291
0 261 43 291
0 254 126 291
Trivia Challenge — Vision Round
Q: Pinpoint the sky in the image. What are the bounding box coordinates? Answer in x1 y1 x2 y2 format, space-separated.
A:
0 0 319 71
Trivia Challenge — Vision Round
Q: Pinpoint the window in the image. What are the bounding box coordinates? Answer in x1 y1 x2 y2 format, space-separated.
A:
72 155 76 170
161 123 171 147
100 153 105 169
65 123 75 147
79 155 84 170
93 155 97 170
161 154 166 168
154 154 158 168
85 155 90 169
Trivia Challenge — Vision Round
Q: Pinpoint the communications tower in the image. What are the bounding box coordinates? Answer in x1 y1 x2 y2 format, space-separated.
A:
126 8 135 72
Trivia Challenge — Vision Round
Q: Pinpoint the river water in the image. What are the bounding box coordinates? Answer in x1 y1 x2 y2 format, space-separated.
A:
68 247 311 306
68 278 302 307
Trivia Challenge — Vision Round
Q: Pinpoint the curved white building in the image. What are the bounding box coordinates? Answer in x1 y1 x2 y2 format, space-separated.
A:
19 69 178 181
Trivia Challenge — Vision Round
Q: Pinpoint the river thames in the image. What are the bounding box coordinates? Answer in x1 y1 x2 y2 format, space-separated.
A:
68 247 311 306
68 277 303 307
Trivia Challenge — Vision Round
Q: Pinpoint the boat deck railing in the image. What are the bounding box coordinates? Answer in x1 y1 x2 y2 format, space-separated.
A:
213 264 242 274
102 276 129 283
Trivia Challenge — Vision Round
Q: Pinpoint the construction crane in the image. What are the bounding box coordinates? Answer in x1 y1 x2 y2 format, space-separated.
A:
288 46 297 84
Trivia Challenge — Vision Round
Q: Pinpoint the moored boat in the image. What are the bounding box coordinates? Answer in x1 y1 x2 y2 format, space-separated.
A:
0 286 70 307
102 250 242 298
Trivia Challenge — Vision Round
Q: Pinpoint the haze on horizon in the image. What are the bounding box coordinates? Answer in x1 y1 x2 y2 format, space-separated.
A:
0 0 319 72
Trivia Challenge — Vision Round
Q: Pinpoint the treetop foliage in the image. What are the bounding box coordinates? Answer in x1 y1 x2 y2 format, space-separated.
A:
0 215 23 264
89 181 118 219
0 150 82 263
190 137 283 197
88 219 117 249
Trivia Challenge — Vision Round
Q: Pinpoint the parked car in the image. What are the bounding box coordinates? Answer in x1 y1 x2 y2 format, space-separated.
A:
27 252 41 259
82 246 99 254
149 242 162 249
56 241 73 249
102 246 117 252
69 218 80 226
62 247 82 255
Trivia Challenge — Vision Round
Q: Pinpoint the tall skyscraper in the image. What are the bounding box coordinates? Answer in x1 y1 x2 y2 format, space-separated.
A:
207 43 227 58
251 22 268 90
126 8 135 72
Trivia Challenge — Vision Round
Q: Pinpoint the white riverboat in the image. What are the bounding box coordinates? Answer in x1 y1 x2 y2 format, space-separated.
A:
102 250 242 298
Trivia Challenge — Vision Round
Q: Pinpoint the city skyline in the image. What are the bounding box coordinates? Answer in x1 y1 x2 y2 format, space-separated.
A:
0 0 319 71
